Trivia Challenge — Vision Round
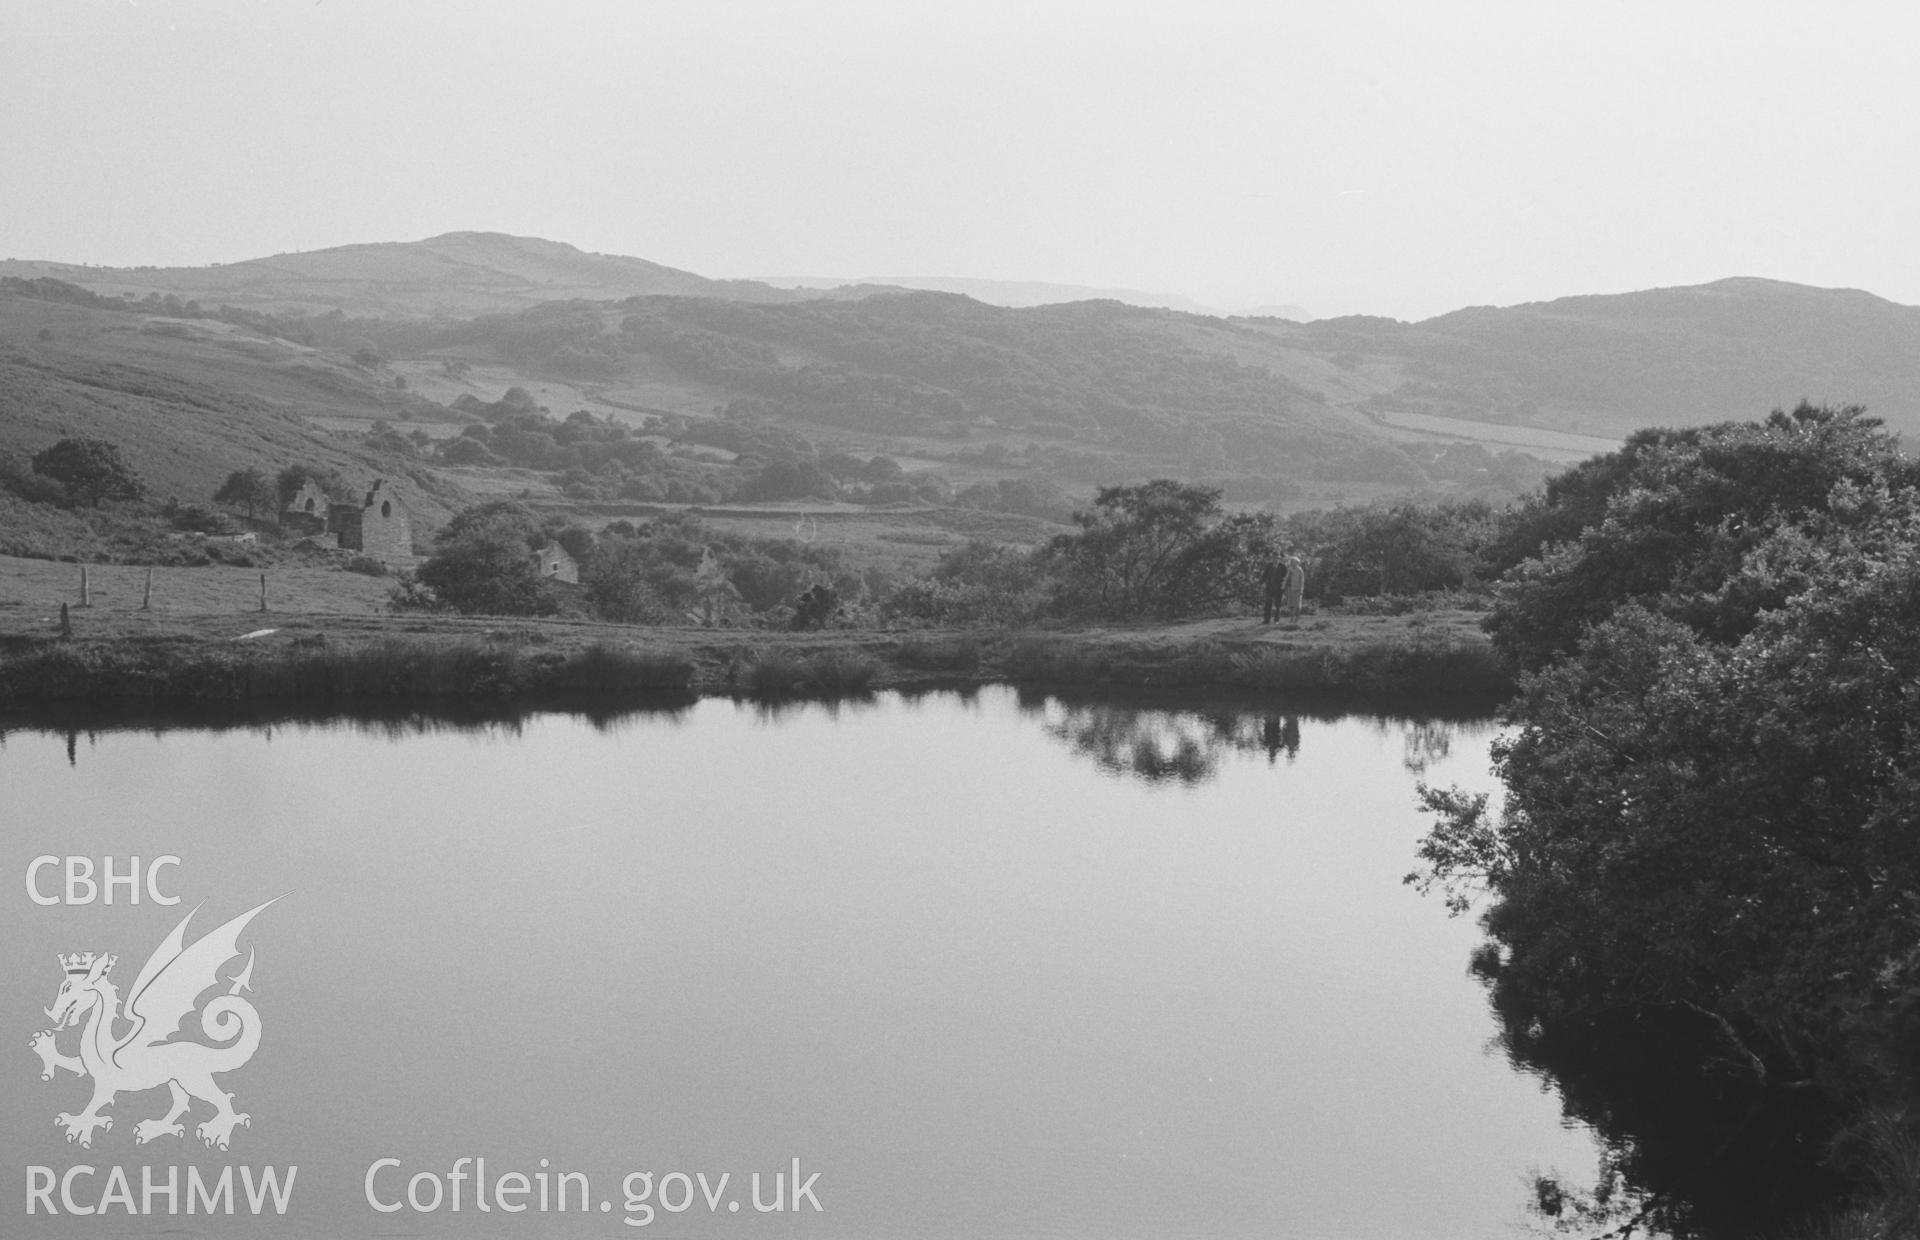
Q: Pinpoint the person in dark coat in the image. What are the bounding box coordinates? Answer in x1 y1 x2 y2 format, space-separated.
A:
1260 557 1287 623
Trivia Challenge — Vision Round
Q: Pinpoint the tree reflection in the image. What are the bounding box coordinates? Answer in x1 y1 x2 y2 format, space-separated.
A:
1398 719 1452 774
1025 693 1465 787
0 693 698 752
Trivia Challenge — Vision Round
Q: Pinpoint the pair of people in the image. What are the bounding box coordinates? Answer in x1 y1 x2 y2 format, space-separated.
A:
1261 554 1305 623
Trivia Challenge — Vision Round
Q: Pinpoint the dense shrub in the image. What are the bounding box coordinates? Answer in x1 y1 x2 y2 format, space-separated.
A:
1411 406 1920 1234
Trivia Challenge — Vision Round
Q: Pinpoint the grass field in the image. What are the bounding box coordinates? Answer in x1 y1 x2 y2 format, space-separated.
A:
0 555 393 621
1373 409 1622 460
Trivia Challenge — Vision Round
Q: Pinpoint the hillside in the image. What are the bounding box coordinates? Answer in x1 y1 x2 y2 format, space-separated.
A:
0 275 1495 571
756 274 1232 315
0 293 468 526
8 235 1920 560
1250 278 1920 440
389 291 1451 499
0 232 810 318
13 233 1918 451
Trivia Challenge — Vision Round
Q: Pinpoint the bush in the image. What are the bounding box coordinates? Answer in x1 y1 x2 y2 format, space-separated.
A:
880 541 1051 627
165 503 235 534
32 437 144 506
0 457 71 506
414 509 556 616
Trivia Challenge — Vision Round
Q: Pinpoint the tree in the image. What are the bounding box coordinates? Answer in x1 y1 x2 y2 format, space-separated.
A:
741 456 836 502
1286 501 1491 602
414 522 556 616
497 386 539 417
582 536 669 622
881 540 1051 627
555 524 595 564
364 423 416 457
1412 416 1920 1234
212 468 275 520
1485 404 1910 671
1155 511 1284 615
32 438 145 507
583 530 717 623
1045 480 1227 617
438 500 543 549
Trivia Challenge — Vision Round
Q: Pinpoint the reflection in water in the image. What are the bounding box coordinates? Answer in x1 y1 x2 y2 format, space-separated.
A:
1481 921 1847 1236
5 688 1483 789
0 687 1589 1240
0 692 699 762
1398 718 1455 774
1015 690 1473 787
1263 712 1302 763
1036 702 1280 784
35 683 1825 1233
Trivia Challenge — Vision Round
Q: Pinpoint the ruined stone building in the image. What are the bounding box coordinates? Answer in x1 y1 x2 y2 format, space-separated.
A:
280 479 331 537
532 540 579 584
328 479 414 564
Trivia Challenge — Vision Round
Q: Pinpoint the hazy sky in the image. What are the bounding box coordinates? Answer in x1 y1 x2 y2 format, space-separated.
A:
5 1 1918 320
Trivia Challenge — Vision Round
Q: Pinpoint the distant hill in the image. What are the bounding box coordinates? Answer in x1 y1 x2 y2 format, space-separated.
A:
412 291 1444 491
0 276 1451 525
12 232 1910 437
0 232 812 319
1250 278 1920 439
756 275 1229 315
8 233 1920 524
1239 304 1314 321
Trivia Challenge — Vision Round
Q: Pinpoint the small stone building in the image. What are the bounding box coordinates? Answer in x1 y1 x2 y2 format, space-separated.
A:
280 480 332 537
531 540 580 584
328 479 414 565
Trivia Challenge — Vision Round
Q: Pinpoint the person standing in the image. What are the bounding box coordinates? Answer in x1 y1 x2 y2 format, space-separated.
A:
1284 554 1306 620
1261 556 1287 623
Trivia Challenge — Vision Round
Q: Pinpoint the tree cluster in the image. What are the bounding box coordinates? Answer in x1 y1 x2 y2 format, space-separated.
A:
1411 404 1920 1235
30 437 145 507
396 503 866 627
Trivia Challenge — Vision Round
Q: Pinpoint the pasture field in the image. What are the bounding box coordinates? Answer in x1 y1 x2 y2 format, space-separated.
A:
0 555 393 621
1374 409 1622 460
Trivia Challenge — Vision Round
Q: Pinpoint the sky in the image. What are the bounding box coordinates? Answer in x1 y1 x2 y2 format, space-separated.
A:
5 0 1919 321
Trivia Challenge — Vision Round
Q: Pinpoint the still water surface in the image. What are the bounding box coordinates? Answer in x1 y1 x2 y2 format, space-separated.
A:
2 688 1595 1238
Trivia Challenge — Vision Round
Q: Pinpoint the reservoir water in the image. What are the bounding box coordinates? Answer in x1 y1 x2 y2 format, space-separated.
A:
2 687 1596 1237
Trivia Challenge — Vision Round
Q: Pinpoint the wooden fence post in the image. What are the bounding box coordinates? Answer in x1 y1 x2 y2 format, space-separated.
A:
79 564 90 608
142 567 153 611
259 572 268 613
59 601 72 638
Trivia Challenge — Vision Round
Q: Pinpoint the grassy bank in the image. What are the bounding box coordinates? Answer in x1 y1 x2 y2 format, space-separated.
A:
0 604 1513 713
0 632 696 706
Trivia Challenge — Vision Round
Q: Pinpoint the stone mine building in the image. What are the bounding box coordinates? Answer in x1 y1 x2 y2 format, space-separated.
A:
531 540 580 584
328 479 414 564
280 479 332 537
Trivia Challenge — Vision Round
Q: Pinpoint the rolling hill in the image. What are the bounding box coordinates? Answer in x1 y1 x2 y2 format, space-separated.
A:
12 233 1918 450
7 233 1919 549
0 232 811 319
756 274 1235 315
0 293 469 525
1254 278 1920 441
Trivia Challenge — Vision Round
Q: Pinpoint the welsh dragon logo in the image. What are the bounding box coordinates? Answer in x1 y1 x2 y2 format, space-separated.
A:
29 898 278 1150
